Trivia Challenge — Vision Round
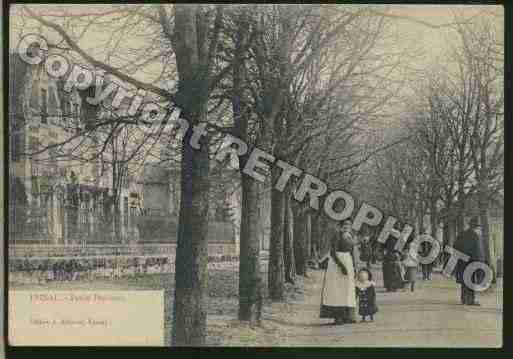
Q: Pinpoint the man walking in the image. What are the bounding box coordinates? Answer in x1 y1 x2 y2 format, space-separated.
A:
419 227 433 281
453 217 485 306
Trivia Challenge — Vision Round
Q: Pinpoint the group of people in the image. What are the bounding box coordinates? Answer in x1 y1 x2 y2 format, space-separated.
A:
319 216 488 325
381 227 446 293
319 219 378 324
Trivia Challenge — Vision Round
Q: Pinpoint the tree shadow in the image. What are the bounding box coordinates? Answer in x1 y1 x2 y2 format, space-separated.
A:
263 317 338 328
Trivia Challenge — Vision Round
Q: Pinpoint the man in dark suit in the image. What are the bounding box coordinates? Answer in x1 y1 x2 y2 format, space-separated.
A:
453 217 485 306
419 227 434 280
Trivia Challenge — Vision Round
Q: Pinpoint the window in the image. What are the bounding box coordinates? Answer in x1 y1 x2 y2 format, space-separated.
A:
40 89 48 124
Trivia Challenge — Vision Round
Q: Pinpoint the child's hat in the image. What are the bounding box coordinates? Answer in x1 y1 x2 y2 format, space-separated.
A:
358 267 373 281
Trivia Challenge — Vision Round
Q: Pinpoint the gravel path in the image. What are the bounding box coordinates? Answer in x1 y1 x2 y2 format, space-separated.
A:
11 265 502 347
207 267 502 347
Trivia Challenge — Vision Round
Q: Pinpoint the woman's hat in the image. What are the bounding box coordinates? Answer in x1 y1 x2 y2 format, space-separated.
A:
339 219 352 227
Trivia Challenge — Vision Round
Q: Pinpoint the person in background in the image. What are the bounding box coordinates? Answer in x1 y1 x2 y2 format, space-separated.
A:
23 257 32 281
453 216 485 306
64 260 70 281
390 251 405 291
403 241 419 292
420 227 433 280
381 245 391 291
359 228 373 269
382 248 404 292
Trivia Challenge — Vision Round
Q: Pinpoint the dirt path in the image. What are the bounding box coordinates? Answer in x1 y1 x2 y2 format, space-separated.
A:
207 267 502 347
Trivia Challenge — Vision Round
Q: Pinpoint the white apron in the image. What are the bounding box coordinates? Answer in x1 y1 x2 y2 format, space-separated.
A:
321 252 356 308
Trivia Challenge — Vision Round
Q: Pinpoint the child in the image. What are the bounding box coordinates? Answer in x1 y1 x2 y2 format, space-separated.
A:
356 268 378 322
403 242 419 292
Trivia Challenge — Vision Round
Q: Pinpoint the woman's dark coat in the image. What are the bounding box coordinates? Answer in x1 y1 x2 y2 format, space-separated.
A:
452 229 485 284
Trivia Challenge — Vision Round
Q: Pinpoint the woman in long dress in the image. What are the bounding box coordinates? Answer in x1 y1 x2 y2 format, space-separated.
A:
403 241 419 292
383 250 405 291
320 219 357 325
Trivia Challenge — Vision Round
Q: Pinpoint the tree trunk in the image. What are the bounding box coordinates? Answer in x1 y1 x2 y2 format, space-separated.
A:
477 186 492 266
305 211 312 260
417 215 423 234
171 5 210 346
283 193 296 284
172 118 210 346
292 203 307 276
239 174 263 322
268 165 285 300
305 210 312 268
442 217 451 265
233 16 263 321
416 200 425 233
113 205 121 243
311 214 320 261
112 181 121 243
456 177 466 234
448 217 457 246
429 198 438 239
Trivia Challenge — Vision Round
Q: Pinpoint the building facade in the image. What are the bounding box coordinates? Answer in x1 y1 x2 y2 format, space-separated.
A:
9 53 139 245
9 52 238 248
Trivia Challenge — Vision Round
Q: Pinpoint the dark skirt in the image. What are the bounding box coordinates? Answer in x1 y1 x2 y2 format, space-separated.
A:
383 260 405 290
405 266 417 282
356 286 378 316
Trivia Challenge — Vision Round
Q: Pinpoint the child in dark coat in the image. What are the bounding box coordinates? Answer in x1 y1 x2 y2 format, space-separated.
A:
356 268 378 322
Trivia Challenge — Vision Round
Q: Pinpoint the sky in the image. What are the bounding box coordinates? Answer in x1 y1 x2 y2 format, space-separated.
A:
8 4 504 149
9 4 503 78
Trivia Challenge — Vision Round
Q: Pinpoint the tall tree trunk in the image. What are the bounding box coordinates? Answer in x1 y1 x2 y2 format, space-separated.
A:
292 203 307 276
239 175 263 322
283 193 296 284
456 176 466 234
172 118 210 346
429 198 438 239
265 7 290 301
477 185 492 266
305 210 312 260
311 214 320 261
171 5 210 346
268 165 285 300
448 217 457 246
233 16 263 322
113 204 121 243
416 200 425 233
417 215 423 234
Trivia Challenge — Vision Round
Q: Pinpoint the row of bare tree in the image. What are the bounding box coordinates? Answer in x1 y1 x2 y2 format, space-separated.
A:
365 14 503 270
12 5 502 346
